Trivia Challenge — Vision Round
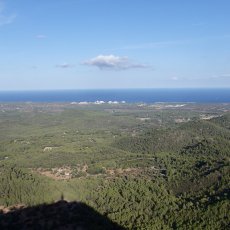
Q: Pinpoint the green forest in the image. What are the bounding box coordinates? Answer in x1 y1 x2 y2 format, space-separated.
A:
0 103 229 229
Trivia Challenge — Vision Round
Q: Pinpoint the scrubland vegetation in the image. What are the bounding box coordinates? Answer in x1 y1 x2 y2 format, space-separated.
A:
0 103 229 229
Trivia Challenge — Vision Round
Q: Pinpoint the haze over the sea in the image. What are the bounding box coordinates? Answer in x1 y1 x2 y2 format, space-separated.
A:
0 89 229 103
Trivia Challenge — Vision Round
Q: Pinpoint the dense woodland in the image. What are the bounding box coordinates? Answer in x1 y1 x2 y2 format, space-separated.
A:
0 103 229 229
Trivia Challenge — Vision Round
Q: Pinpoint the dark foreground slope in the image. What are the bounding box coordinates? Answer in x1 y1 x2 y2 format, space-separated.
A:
0 200 124 230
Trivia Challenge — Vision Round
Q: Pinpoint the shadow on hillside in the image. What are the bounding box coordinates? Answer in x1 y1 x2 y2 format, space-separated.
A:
0 200 125 230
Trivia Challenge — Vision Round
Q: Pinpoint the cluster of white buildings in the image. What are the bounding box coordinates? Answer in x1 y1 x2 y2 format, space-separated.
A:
70 100 126 105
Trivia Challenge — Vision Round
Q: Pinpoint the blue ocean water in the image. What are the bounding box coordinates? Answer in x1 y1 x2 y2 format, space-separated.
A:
0 89 229 103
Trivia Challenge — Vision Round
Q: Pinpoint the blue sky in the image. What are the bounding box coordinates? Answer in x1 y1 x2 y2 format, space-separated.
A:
0 0 230 90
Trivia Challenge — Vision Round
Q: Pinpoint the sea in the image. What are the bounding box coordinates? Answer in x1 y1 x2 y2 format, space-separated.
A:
0 88 229 103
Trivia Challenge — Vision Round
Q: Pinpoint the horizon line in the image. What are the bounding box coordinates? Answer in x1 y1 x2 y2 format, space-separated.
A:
0 87 230 92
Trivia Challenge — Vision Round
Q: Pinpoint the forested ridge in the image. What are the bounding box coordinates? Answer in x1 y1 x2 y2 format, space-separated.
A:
0 103 229 229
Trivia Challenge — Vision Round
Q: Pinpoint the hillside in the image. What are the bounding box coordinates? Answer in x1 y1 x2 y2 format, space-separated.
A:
0 103 229 229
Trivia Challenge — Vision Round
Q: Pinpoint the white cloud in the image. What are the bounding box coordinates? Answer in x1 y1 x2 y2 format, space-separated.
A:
202 74 230 80
171 77 179 81
83 54 148 70
0 1 16 26
56 63 74 68
36 34 47 39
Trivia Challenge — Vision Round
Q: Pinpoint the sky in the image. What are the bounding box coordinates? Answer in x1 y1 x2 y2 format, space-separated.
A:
0 0 230 90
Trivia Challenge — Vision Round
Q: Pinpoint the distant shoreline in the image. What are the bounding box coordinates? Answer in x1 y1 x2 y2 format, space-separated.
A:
0 88 229 103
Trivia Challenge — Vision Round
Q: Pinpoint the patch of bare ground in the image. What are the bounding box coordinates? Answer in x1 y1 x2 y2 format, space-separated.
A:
106 167 143 176
31 166 72 180
31 163 165 180
31 164 89 180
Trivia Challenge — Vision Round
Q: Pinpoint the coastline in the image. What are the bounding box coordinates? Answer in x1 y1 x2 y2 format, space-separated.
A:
0 88 229 103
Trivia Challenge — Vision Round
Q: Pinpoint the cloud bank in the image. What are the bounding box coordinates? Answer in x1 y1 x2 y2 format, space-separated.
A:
83 55 148 70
